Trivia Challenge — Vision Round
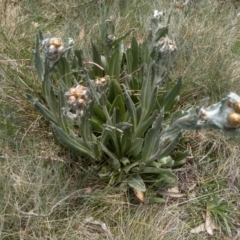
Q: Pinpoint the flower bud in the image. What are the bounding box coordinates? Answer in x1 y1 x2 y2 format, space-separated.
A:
49 44 57 52
78 98 85 106
67 95 76 103
49 38 62 48
233 102 240 114
227 112 240 127
58 45 64 55
200 109 207 118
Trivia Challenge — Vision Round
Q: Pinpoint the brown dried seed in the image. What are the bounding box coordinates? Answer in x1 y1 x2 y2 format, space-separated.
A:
227 112 240 127
233 102 240 114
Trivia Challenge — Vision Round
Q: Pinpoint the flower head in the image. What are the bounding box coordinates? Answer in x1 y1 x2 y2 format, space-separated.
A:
200 92 240 131
63 84 91 120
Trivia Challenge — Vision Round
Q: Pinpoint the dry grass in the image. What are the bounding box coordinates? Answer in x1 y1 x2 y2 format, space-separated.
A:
0 0 239 239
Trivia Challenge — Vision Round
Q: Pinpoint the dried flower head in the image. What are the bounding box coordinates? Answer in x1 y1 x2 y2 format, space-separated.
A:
157 37 177 53
42 37 65 61
96 77 106 85
63 84 91 120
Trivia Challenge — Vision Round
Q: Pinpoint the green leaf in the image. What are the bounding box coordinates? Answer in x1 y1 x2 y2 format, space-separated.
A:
52 124 97 160
171 151 190 162
171 150 190 167
34 34 43 81
101 55 109 73
78 101 93 142
100 142 119 162
128 174 146 192
125 75 139 91
127 138 144 157
123 162 139 174
74 49 84 68
148 197 165 203
57 87 69 133
140 111 164 161
142 128 159 161
139 41 150 66
56 57 72 88
173 159 187 167
109 95 125 119
109 172 120 185
131 37 139 72
100 143 121 171
119 157 130 166
145 130 182 165
154 26 168 42
119 127 132 155
140 61 157 119
158 156 174 167
91 42 104 77
38 30 44 41
27 94 58 125
99 165 111 178
160 77 182 112
108 79 123 104
126 48 133 73
140 167 175 176
123 84 137 130
109 42 124 78
108 28 135 48
157 132 182 161
170 110 188 125
133 110 158 139
116 122 133 131
92 103 106 122
141 167 162 174
41 62 58 116
91 117 104 132
107 158 121 171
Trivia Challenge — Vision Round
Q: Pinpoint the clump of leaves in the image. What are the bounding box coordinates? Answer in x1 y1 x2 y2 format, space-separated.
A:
28 10 240 202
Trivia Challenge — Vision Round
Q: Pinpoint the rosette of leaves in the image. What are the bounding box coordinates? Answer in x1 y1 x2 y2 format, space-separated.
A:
28 11 239 203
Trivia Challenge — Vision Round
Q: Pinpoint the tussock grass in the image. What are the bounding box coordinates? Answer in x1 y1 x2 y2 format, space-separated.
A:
0 0 239 239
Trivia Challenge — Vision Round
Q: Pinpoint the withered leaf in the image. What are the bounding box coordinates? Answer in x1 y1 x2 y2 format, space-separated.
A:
133 189 145 203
